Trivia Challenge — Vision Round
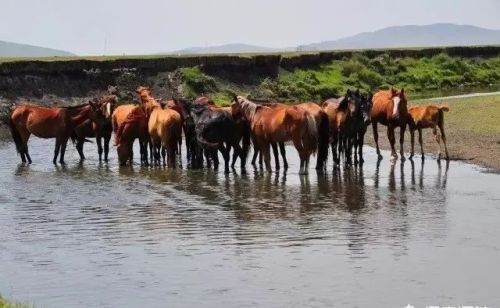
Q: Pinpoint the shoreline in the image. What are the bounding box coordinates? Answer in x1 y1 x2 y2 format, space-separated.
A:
1 92 499 173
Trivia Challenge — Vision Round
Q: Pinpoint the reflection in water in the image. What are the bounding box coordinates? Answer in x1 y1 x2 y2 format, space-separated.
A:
0 138 498 308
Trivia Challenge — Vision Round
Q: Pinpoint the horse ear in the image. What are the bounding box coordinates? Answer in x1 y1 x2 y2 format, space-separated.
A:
346 89 352 97
400 88 405 96
355 89 360 96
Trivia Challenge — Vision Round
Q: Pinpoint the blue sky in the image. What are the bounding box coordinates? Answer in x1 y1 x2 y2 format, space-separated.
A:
1 0 499 55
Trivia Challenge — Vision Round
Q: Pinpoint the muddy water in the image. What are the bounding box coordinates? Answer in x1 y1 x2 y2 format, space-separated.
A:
0 138 499 308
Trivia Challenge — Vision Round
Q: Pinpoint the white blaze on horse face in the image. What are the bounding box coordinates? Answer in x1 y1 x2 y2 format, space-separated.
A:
392 96 401 117
106 103 111 118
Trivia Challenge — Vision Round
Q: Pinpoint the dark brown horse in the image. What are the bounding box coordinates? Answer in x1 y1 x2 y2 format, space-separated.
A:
72 95 117 162
371 88 408 160
322 91 355 166
232 96 318 174
10 102 101 164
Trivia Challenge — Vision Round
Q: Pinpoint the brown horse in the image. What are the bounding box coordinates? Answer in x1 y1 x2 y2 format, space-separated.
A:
371 88 408 160
112 104 149 166
407 104 450 160
9 102 101 164
73 95 117 162
232 96 318 174
249 100 329 171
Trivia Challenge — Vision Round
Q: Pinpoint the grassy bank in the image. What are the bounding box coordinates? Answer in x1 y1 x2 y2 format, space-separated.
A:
180 52 500 104
364 93 500 171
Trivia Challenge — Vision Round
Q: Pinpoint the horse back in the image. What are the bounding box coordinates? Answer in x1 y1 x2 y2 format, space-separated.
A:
12 105 66 138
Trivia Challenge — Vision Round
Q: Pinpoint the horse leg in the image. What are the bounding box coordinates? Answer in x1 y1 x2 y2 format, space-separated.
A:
387 125 397 159
251 148 258 166
399 124 406 161
279 142 288 169
410 128 415 159
358 131 365 165
418 128 424 160
53 139 61 164
271 142 280 170
162 146 167 166
433 125 442 161
104 135 110 162
97 136 103 162
372 122 382 159
439 122 449 160
75 138 84 161
59 138 68 164
219 144 230 174
261 142 272 172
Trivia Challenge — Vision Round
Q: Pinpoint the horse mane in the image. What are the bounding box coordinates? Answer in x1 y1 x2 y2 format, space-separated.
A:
236 96 262 121
338 96 349 109
60 103 91 109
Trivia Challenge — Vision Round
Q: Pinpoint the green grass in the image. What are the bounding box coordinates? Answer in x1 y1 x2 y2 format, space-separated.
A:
175 52 499 104
412 93 500 135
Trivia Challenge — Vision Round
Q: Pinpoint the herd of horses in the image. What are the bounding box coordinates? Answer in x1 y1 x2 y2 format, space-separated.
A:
8 86 450 174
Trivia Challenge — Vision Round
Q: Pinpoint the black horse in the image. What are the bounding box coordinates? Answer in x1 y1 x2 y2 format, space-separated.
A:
189 103 250 173
344 90 372 165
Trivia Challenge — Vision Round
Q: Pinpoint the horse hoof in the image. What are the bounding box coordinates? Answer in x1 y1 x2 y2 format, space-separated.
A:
401 156 406 162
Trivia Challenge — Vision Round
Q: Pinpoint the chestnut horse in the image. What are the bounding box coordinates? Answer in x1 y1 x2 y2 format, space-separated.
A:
136 87 182 167
407 104 450 160
73 95 117 162
248 99 329 171
10 102 101 164
371 88 408 160
232 96 318 174
112 104 149 166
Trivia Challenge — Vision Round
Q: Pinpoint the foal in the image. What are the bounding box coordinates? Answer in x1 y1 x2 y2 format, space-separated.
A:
408 104 450 160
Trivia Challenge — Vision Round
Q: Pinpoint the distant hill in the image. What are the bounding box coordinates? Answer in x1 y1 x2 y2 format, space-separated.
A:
167 43 294 55
0 40 74 57
297 23 500 51
166 23 500 55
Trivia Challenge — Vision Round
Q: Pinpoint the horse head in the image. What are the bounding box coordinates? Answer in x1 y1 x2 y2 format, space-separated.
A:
391 88 407 121
360 92 373 126
98 95 117 121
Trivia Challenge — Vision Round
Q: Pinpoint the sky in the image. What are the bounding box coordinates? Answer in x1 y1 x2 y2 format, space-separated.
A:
1 0 499 55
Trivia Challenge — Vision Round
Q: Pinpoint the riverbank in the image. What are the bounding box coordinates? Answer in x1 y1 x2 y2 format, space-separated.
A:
364 93 500 172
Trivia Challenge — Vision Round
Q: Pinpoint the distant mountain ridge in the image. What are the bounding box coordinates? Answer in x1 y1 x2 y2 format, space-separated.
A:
0 40 74 57
167 23 500 55
297 23 500 51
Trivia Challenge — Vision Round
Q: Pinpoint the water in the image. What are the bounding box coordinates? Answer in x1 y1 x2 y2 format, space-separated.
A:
0 138 499 308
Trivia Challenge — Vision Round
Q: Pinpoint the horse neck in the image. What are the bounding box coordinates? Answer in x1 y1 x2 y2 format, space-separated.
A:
239 101 258 122
67 105 94 127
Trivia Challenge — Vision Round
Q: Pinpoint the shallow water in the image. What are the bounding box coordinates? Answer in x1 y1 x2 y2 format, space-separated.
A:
0 138 499 308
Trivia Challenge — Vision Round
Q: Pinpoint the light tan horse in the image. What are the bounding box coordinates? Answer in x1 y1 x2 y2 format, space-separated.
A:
10 102 101 164
136 86 182 166
408 104 450 160
371 88 408 160
232 96 318 174
112 104 149 166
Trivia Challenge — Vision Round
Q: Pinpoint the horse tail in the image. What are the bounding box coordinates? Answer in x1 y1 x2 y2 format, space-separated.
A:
302 112 318 155
9 116 23 154
437 105 449 128
438 105 450 112
317 111 329 166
